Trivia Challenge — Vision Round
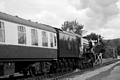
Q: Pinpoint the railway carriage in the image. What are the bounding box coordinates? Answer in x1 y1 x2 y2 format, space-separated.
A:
0 12 57 76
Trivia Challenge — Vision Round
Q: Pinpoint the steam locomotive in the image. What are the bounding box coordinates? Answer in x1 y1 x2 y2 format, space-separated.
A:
0 12 95 77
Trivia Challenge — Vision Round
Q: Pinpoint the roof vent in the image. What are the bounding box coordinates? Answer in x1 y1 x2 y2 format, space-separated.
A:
15 15 18 17
28 19 31 21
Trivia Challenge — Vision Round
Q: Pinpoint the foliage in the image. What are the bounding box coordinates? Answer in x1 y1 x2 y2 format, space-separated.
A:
117 45 120 55
103 46 114 58
102 39 120 58
84 33 114 58
107 38 120 56
83 33 102 41
61 20 84 35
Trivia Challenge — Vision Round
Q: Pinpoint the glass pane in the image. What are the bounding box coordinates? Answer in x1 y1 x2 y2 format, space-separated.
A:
42 37 45 46
31 29 38 46
45 38 48 46
2 30 5 42
33 29 34 35
1 22 4 29
54 36 57 46
20 26 22 32
51 39 53 47
50 34 53 47
0 29 5 42
0 22 1 28
22 26 23 32
42 31 46 37
24 34 26 44
24 27 26 32
36 30 38 35
0 30 3 42
18 32 26 44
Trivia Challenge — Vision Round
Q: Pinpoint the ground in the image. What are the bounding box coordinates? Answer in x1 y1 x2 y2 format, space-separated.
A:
63 59 120 80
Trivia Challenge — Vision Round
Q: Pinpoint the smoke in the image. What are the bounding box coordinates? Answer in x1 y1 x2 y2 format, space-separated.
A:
71 0 120 29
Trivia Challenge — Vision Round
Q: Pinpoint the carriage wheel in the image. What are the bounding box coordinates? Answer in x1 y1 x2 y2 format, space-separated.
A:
23 71 28 76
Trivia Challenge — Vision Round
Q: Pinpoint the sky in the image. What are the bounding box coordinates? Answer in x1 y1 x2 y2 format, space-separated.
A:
0 0 120 39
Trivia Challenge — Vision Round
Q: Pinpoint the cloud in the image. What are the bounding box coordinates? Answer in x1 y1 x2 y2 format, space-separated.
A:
70 0 120 30
96 0 118 7
70 0 120 39
34 10 63 27
26 10 64 28
105 14 120 29
83 28 119 39
100 28 120 39
0 1 6 11
63 5 88 24
1 0 120 39
1 0 88 28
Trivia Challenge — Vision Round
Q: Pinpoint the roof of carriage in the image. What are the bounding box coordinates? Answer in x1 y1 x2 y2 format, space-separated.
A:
0 12 56 32
55 28 82 37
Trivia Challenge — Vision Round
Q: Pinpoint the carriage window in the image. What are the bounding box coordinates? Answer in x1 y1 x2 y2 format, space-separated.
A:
18 26 26 44
0 21 5 42
42 31 48 47
50 33 53 47
31 29 38 46
54 36 57 46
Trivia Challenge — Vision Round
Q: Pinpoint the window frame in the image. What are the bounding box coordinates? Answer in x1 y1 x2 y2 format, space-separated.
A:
0 21 5 42
50 33 54 47
42 31 48 47
18 26 26 44
31 29 38 46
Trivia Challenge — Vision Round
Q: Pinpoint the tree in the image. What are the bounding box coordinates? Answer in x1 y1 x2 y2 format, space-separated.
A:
117 45 120 56
84 33 110 57
61 20 84 35
83 33 102 41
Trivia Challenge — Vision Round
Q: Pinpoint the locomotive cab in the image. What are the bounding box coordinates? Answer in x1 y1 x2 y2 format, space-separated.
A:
81 38 96 66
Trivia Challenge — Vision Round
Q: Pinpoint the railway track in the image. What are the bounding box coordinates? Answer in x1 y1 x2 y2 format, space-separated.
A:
1 59 119 80
49 59 120 80
1 70 74 80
